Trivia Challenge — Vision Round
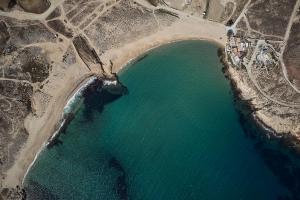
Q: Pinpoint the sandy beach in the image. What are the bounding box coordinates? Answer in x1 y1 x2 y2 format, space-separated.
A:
3 72 97 187
101 17 227 73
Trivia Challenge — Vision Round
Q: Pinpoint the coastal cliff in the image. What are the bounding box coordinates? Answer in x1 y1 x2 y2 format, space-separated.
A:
218 49 300 154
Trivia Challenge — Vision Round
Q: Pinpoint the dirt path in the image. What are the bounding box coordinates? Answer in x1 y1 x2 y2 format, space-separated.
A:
232 0 251 27
245 40 300 108
0 77 34 86
279 0 300 93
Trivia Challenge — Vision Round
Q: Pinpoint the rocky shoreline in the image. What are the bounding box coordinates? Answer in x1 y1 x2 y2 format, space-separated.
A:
218 48 300 199
218 48 300 155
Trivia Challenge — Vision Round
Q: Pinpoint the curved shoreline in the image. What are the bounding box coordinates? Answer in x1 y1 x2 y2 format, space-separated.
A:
109 37 291 145
21 75 99 186
121 38 224 73
11 37 268 187
103 37 225 74
14 37 224 188
26 42 298 199
11 37 299 191
3 73 99 188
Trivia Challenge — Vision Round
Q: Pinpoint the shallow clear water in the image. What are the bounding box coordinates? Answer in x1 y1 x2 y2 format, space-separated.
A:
25 41 296 199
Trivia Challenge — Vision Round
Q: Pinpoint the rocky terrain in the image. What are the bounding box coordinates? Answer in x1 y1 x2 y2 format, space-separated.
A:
284 10 300 89
230 0 300 141
0 0 300 199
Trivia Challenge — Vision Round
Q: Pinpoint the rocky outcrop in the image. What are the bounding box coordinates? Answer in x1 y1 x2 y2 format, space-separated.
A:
72 35 103 70
18 47 51 83
224 58 300 153
0 21 10 53
147 0 159 7
0 0 16 11
17 0 50 14
0 186 26 200
7 22 57 47
47 20 73 38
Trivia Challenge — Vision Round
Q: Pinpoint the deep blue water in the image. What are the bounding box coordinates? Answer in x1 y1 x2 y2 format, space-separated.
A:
25 41 300 200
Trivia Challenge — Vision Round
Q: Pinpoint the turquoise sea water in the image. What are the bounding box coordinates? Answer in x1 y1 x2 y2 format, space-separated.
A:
25 41 298 199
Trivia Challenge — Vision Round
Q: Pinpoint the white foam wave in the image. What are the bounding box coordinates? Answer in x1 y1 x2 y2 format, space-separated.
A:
63 77 97 114
22 76 98 186
103 79 117 86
